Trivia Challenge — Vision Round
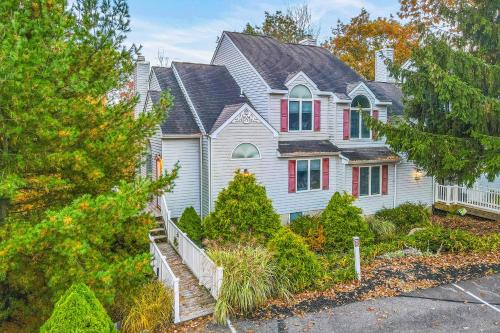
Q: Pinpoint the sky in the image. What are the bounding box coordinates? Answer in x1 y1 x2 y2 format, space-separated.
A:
126 0 401 66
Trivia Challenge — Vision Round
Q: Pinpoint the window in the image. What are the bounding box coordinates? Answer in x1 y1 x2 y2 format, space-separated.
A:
350 95 371 139
359 166 381 196
288 85 313 131
231 143 260 159
296 159 321 191
290 212 303 222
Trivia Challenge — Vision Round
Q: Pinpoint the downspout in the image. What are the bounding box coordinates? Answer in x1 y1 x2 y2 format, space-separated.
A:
393 163 397 208
199 136 203 217
208 136 212 213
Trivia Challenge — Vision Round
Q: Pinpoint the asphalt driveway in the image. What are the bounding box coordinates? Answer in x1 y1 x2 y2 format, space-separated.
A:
208 274 500 332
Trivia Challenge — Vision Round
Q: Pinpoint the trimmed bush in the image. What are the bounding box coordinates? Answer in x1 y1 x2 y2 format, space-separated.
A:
122 280 173 333
289 215 325 252
366 216 396 241
40 283 116 333
375 202 430 234
177 206 204 246
208 246 289 324
320 192 374 252
268 228 323 292
204 171 281 244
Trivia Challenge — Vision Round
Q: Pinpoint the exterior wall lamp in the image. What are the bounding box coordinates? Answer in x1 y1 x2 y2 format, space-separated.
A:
414 168 423 181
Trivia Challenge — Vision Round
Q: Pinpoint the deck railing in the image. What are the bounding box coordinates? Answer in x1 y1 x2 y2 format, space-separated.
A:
160 195 223 299
435 184 500 213
149 234 181 323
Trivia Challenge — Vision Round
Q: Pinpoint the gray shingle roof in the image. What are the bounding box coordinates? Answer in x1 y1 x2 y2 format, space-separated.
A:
173 62 252 133
224 31 363 93
365 82 404 116
149 67 200 135
278 140 340 157
340 147 401 164
210 103 246 134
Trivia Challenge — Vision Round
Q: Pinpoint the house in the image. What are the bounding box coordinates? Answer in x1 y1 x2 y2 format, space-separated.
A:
134 31 434 222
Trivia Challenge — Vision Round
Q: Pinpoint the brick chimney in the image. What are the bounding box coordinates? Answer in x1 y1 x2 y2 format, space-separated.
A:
133 54 150 117
374 48 395 83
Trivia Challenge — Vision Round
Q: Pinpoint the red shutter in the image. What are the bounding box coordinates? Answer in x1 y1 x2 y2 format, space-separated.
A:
372 110 379 140
382 165 388 195
288 160 296 193
314 100 321 131
352 167 359 198
280 99 288 132
343 109 350 140
322 158 329 190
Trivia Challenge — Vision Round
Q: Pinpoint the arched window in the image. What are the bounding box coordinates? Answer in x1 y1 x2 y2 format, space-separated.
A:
145 143 153 179
350 95 372 139
231 143 260 159
288 85 313 131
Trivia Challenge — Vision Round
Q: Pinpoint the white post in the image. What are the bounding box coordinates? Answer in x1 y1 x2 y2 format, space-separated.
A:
173 277 180 323
353 236 361 281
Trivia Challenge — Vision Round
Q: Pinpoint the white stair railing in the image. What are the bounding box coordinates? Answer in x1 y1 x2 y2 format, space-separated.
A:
149 234 181 323
160 195 223 299
435 183 500 213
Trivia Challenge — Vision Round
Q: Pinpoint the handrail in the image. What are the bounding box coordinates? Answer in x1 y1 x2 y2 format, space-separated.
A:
435 183 500 213
149 234 181 323
160 195 223 299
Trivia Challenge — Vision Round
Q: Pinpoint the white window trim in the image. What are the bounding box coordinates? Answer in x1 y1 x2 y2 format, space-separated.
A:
359 165 382 198
350 95 372 139
230 143 261 160
296 159 322 192
288 85 313 132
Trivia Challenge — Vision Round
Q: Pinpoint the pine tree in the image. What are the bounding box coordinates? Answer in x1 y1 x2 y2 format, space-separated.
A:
375 0 499 185
0 0 167 222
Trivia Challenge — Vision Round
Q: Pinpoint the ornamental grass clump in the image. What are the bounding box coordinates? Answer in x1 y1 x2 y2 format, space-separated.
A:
40 283 116 333
208 246 289 324
268 228 323 292
122 280 174 333
366 216 396 241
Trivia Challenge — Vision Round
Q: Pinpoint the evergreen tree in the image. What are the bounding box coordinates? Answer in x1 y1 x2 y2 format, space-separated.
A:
375 0 499 185
0 0 167 223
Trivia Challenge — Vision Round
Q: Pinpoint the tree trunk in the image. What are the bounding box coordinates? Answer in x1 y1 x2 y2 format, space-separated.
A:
0 198 9 224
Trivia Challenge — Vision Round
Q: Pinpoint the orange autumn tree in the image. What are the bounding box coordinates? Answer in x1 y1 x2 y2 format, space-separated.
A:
322 9 419 80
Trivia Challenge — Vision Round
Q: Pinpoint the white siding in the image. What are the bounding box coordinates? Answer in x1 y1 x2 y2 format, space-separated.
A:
212 34 270 119
395 159 434 206
139 96 162 179
210 119 337 218
162 138 201 218
149 71 161 91
133 60 150 117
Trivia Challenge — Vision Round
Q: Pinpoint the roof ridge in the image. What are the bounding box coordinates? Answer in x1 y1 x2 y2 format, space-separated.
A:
224 30 324 49
171 61 225 67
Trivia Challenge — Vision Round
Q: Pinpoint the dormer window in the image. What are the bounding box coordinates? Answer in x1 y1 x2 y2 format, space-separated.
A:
288 85 312 131
350 95 371 139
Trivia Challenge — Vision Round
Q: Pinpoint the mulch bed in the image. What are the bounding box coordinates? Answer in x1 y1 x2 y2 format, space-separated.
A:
168 251 500 332
431 214 500 235
250 251 500 321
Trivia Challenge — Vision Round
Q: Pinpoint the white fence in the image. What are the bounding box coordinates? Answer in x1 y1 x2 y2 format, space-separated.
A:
160 196 223 299
149 234 181 323
435 184 500 213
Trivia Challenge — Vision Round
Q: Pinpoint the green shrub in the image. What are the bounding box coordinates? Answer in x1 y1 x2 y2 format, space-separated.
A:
208 246 289 324
267 228 323 292
204 171 281 244
40 283 117 333
320 192 374 252
122 280 173 333
366 216 396 241
320 253 356 285
177 206 204 246
289 215 325 252
375 202 430 234
407 226 477 253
